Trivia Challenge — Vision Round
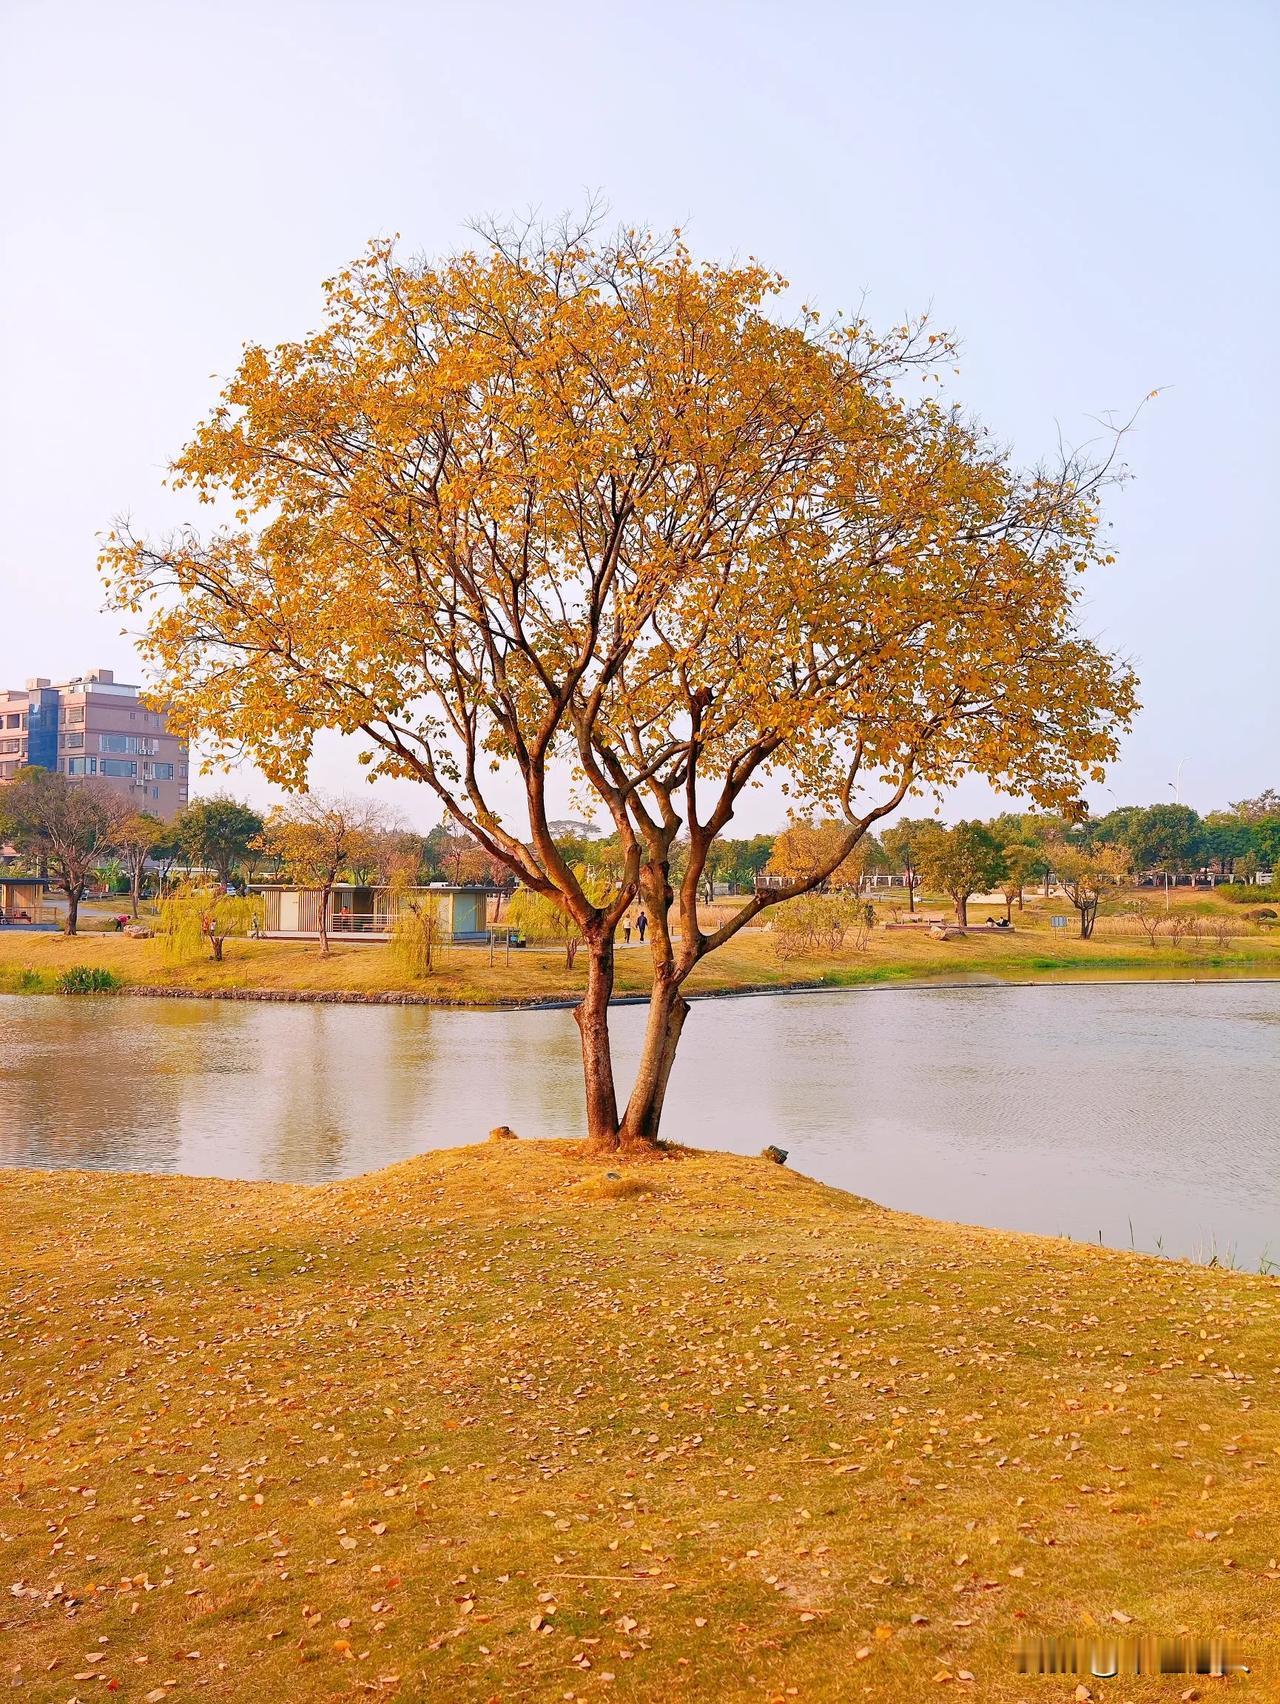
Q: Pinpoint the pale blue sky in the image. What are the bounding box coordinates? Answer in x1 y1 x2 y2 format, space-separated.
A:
1 0 1276 831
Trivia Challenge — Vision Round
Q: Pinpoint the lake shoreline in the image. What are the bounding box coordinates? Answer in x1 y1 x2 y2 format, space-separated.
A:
6 916 1280 1005
4 977 1276 1266
76 964 1280 1008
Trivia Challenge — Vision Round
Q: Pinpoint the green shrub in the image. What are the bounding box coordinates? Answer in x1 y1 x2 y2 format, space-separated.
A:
55 964 122 994
1219 883 1278 904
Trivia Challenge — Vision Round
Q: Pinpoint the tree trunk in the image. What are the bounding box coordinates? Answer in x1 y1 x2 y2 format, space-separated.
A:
318 884 331 958
1080 899 1098 940
131 861 142 920
575 937 622 1149
210 935 224 962
618 974 690 1150
907 877 915 913
955 893 969 926
65 884 81 937
1005 894 1014 922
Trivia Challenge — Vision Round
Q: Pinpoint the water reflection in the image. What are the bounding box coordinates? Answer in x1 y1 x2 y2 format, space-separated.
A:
1 984 1277 1267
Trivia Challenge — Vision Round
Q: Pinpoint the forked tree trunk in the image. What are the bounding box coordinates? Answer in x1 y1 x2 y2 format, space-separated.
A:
575 937 622 1148
618 975 690 1150
65 885 82 936
576 940 693 1153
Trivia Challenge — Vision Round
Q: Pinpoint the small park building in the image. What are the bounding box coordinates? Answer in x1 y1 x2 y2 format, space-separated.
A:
0 878 46 925
255 882 501 943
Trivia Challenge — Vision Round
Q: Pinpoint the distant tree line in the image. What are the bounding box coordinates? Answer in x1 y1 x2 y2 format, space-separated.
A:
8 770 1274 945
1084 792 1280 882
0 773 519 938
508 792 1280 944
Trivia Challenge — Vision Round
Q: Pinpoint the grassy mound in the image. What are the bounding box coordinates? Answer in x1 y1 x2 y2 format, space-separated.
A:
2 1143 1277 1700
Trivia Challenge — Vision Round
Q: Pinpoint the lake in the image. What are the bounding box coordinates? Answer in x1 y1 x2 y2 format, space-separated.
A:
1 983 1277 1267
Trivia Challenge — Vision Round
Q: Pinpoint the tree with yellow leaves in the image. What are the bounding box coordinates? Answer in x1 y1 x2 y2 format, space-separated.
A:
157 885 261 963
256 793 393 956
102 213 1138 1150
766 818 879 893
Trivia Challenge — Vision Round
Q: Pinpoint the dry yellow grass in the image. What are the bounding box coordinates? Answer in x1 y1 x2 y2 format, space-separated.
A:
2 1142 1277 1701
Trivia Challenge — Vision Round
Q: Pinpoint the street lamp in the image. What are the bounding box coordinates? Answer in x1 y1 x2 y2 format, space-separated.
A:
1163 759 1190 908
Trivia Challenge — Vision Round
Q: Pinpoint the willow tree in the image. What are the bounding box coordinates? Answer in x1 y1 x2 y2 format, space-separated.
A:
102 218 1138 1151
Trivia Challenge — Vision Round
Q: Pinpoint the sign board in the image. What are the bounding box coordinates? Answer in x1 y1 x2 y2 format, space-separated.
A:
1050 915 1068 930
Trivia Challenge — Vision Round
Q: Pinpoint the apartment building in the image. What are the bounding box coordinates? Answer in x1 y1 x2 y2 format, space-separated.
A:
0 668 189 819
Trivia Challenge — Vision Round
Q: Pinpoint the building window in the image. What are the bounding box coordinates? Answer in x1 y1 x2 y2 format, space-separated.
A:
4 713 19 729
146 762 174 780
151 787 160 799
63 707 84 726
67 757 98 776
60 733 84 750
100 758 137 778
99 733 158 755
0 739 18 755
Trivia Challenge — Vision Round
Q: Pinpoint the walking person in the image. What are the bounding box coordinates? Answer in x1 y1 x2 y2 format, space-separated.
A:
623 917 633 944
636 911 647 944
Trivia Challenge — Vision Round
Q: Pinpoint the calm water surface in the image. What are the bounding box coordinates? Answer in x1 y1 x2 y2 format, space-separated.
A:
1 984 1277 1265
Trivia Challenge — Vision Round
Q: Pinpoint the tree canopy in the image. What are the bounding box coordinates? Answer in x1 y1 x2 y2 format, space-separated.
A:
880 817 937 911
1120 803 1205 873
102 216 1138 1148
0 766 126 935
1050 842 1130 938
767 819 882 891
115 810 166 918
916 820 1007 925
177 796 265 887
258 793 391 954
